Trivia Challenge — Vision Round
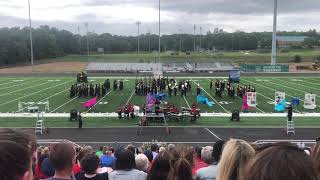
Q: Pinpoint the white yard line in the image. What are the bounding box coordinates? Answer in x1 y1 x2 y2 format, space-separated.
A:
0 81 18 86
191 79 230 113
205 79 265 113
242 79 305 102
267 78 319 97
0 80 72 106
204 128 222 140
125 90 136 105
183 96 191 109
0 79 44 91
50 97 78 113
275 78 319 93
0 81 52 97
86 90 113 113
243 79 302 113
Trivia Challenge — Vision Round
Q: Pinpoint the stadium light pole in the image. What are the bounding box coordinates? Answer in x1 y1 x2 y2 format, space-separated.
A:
136 21 141 54
271 0 278 65
148 29 151 53
85 23 89 58
200 26 202 51
158 0 161 62
179 29 182 52
78 26 81 55
27 0 34 73
193 24 196 52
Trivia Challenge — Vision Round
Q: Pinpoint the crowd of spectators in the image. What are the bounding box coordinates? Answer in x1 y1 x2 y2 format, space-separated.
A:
0 128 319 180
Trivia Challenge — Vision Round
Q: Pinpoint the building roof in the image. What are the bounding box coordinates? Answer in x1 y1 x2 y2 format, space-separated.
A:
277 36 307 42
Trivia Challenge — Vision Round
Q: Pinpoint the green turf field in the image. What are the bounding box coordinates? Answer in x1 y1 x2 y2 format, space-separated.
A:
0 76 319 114
43 49 320 64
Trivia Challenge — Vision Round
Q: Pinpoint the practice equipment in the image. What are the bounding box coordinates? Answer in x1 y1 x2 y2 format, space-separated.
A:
274 92 286 112
35 112 45 134
18 100 50 113
229 70 240 83
241 94 250 111
246 92 257 107
291 98 300 106
77 72 88 83
197 94 214 107
303 94 316 110
82 97 97 108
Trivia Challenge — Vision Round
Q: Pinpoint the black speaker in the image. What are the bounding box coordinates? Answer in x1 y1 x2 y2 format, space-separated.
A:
70 109 78 121
231 110 240 122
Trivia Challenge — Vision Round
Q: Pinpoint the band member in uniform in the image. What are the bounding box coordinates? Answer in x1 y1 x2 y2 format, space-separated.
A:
196 84 201 96
287 105 293 122
209 80 213 90
78 113 83 129
113 80 118 90
117 106 123 119
173 85 177 96
119 80 124 90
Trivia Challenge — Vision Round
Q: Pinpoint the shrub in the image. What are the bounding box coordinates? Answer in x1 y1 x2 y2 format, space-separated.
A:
293 55 302 63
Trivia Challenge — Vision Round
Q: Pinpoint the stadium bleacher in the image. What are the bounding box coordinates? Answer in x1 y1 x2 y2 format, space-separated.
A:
86 62 237 73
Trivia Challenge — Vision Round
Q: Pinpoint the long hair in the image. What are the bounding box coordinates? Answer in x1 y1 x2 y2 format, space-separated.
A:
311 143 320 173
167 145 193 180
242 142 319 180
167 158 192 180
217 139 255 180
148 151 172 180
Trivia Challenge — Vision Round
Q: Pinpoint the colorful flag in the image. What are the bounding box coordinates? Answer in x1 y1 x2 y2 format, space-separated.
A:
82 97 97 108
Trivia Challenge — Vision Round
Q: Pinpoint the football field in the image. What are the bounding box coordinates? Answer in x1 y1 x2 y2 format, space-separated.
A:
0 76 319 128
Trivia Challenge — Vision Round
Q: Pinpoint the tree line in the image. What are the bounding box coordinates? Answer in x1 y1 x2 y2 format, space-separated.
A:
0 25 319 65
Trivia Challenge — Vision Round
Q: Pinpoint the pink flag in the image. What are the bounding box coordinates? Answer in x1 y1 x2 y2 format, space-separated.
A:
82 97 97 108
241 94 250 112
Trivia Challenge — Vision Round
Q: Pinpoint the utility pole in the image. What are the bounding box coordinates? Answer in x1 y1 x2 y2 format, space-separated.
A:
271 0 278 65
78 26 81 55
200 26 202 51
85 23 89 58
193 24 196 52
136 21 141 54
148 29 151 53
179 29 182 52
158 0 161 62
28 0 34 72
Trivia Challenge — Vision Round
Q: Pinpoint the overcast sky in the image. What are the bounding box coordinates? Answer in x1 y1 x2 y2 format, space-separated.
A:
0 0 319 35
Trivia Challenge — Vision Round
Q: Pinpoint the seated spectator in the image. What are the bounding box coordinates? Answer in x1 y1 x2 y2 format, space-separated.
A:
135 154 149 172
109 149 147 180
74 146 93 176
167 144 175 152
168 146 193 180
159 146 166 153
35 146 49 179
0 140 33 180
148 150 172 180
0 128 36 180
100 146 115 168
41 156 55 177
47 142 76 180
243 142 319 180
151 144 158 160
96 146 104 158
0 128 36 152
196 140 225 180
217 139 255 180
311 143 320 173
76 153 108 180
144 150 153 163
192 146 208 175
